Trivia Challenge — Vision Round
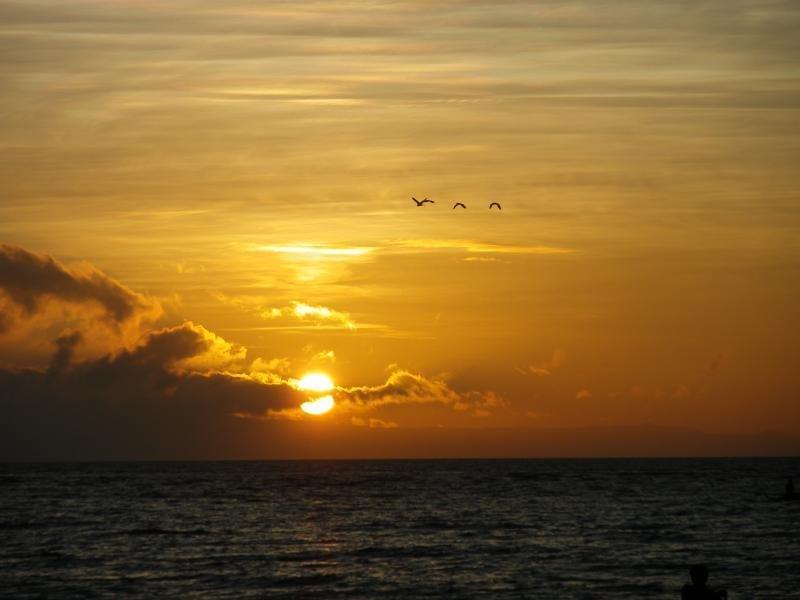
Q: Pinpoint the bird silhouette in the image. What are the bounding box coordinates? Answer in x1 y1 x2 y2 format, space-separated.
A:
412 197 434 206
453 202 466 209
489 202 502 210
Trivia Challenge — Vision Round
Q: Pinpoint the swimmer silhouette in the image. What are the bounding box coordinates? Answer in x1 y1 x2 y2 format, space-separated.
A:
681 565 727 599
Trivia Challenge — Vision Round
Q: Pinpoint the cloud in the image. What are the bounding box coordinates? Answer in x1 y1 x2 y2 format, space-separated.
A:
0 245 163 368
249 356 292 381
336 370 506 417
263 301 357 330
213 293 360 331
339 370 459 407
0 243 157 324
49 330 83 373
255 240 572 263
463 256 505 263
255 244 374 258
576 388 592 400
0 321 306 460
0 310 12 335
310 349 336 363
529 349 567 376
176 323 247 371
351 417 398 429
0 243 308 458
392 239 575 255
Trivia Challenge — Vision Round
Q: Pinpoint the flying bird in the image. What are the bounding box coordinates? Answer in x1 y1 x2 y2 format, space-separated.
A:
453 202 466 209
412 197 434 206
489 202 502 210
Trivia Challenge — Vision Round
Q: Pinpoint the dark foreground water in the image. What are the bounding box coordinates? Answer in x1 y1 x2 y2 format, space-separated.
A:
1 459 799 599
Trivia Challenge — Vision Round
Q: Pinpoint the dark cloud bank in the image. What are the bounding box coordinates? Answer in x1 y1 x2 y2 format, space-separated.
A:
0 244 305 460
0 322 304 460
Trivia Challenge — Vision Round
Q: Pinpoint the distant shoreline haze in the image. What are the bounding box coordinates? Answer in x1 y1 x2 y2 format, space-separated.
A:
1 424 797 462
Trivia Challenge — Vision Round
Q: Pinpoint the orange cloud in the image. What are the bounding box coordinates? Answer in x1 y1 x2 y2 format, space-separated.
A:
337 370 506 418
0 245 161 367
264 301 356 330
391 239 575 255
351 417 398 428
0 244 157 324
529 349 567 377
213 292 359 330
255 244 374 258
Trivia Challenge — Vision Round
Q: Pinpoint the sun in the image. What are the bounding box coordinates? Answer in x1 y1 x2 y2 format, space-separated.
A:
297 372 335 415
301 395 335 415
297 372 334 393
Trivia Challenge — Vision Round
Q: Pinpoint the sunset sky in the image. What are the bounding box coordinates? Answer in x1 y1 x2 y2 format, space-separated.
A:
1 0 799 459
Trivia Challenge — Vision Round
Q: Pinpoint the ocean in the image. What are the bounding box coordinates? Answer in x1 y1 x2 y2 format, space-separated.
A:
1 458 798 599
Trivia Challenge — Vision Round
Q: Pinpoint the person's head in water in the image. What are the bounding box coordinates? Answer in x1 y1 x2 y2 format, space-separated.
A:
690 565 709 587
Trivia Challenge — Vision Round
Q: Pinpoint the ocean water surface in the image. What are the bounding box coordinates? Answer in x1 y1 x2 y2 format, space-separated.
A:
1 458 798 598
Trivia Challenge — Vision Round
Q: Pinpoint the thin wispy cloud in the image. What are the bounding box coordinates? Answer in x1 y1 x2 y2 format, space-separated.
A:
309 349 336 363
390 239 575 255
528 349 567 377
213 292 359 329
255 245 375 257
